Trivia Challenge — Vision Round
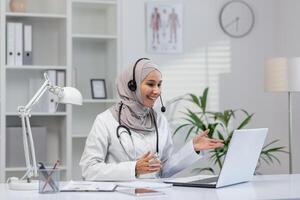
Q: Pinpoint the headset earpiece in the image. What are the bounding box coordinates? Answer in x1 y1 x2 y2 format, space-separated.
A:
128 57 150 92
127 80 137 91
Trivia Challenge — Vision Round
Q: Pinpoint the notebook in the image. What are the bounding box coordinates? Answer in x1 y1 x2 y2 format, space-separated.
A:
164 128 268 188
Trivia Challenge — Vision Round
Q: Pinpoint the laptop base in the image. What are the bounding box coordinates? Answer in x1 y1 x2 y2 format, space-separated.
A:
165 177 218 188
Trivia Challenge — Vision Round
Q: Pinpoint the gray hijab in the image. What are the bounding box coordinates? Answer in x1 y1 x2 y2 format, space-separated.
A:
110 59 161 133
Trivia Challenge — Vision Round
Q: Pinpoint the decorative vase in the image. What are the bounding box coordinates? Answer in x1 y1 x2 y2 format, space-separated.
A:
9 0 27 12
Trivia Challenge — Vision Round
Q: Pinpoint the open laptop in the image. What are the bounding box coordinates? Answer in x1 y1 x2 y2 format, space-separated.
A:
164 128 268 188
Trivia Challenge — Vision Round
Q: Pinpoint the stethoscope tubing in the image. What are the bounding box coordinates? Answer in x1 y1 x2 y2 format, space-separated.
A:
116 102 159 160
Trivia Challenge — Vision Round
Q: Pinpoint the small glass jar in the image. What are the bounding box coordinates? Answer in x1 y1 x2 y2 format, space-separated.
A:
9 0 27 12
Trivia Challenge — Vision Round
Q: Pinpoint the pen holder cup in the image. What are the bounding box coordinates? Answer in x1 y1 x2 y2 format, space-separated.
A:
38 169 60 193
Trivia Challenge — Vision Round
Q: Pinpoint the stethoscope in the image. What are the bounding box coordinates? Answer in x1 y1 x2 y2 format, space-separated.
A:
116 102 159 160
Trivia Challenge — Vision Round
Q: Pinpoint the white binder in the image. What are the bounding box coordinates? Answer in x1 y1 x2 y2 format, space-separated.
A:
56 70 66 112
15 23 23 66
6 22 15 66
29 77 49 112
56 70 66 87
47 70 57 113
23 24 32 65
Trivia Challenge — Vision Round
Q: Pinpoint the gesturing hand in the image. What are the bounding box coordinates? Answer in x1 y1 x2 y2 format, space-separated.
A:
135 151 161 177
193 130 224 152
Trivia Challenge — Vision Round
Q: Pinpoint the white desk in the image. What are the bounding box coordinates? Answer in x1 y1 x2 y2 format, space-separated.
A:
1 174 300 200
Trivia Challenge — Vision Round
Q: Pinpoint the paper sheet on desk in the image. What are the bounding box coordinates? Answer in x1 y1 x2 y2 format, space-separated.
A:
116 180 172 189
60 181 117 192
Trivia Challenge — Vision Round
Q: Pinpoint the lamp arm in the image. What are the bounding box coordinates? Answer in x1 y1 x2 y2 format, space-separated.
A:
22 77 63 112
20 114 31 179
23 79 50 112
17 75 52 180
25 115 38 177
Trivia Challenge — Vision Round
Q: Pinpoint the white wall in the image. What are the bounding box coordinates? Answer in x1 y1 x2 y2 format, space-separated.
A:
121 0 299 174
272 0 300 174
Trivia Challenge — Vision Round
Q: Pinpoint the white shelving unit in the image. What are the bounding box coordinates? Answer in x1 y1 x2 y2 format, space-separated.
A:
70 0 120 180
0 0 121 182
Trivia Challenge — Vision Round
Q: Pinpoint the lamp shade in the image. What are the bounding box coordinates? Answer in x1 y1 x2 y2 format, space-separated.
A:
265 57 300 92
58 87 83 105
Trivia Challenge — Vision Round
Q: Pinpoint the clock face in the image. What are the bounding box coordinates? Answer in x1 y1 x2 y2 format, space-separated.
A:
219 0 255 38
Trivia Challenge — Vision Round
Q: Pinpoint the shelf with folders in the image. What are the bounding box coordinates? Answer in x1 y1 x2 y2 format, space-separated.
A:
6 16 66 67
6 70 67 113
5 115 68 180
72 0 117 35
5 0 66 15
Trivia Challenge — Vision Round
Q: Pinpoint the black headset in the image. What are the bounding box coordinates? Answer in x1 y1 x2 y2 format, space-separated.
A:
127 58 166 112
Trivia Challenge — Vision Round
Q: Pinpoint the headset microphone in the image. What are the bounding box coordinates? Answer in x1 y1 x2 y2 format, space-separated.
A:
160 95 166 112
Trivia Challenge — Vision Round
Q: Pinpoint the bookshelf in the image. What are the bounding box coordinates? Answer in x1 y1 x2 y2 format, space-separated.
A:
0 0 121 182
71 0 120 180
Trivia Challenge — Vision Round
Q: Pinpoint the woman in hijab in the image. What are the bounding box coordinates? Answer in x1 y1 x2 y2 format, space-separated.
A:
79 58 223 181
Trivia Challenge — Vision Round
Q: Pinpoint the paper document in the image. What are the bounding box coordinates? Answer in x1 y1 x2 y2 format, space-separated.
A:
61 181 117 192
116 180 172 189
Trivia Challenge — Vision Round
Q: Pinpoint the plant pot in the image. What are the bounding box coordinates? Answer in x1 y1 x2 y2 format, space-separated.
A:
9 0 27 12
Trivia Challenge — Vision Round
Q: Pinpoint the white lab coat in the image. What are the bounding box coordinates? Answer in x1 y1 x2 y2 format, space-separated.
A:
79 109 205 181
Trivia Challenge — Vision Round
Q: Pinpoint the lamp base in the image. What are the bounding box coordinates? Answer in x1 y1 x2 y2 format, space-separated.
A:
8 177 38 190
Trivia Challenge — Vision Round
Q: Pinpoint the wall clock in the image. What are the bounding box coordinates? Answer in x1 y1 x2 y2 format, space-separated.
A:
219 0 255 38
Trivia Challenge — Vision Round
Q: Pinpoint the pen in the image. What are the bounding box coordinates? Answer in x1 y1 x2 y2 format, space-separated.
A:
41 160 60 192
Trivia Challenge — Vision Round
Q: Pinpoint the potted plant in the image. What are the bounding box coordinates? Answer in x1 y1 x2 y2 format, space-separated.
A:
173 87 287 174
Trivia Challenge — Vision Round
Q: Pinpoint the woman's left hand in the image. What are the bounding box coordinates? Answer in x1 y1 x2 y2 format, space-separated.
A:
193 130 224 151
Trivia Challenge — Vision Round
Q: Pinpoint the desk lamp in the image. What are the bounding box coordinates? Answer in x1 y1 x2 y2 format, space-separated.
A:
265 57 300 174
8 72 82 190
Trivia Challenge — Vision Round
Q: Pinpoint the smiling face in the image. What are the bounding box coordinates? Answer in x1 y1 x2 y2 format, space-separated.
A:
140 70 162 108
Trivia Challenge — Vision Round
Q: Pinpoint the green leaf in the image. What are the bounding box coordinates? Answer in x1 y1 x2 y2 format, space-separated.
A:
185 126 195 141
237 113 254 129
186 109 206 130
173 123 190 136
190 94 201 108
241 109 250 116
259 156 271 165
217 130 225 141
263 140 281 150
200 87 209 112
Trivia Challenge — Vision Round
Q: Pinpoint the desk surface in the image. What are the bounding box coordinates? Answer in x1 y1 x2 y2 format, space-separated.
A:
1 174 300 200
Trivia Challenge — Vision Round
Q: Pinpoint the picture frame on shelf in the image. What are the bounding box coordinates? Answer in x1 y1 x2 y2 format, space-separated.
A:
91 79 107 99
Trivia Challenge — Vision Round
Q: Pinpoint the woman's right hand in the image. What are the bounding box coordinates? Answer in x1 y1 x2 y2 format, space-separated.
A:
135 151 161 176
